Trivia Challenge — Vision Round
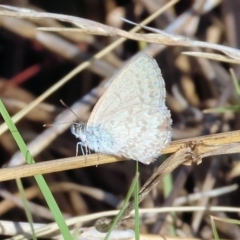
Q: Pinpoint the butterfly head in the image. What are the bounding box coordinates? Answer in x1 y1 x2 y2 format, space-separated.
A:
71 122 87 142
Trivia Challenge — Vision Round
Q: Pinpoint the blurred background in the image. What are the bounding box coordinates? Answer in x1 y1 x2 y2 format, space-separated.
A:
0 0 240 238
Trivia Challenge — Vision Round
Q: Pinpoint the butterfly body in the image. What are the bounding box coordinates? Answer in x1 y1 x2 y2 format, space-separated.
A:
71 123 116 155
71 54 172 164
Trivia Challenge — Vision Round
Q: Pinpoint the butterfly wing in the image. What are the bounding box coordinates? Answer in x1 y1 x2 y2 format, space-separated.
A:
87 53 171 164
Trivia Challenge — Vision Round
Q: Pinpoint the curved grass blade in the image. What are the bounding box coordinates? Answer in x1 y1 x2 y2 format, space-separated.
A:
0 99 72 239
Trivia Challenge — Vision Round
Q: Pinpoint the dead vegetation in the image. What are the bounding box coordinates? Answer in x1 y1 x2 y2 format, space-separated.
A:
0 0 239 239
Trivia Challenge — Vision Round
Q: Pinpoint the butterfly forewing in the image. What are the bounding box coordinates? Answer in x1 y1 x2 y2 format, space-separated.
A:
87 54 166 125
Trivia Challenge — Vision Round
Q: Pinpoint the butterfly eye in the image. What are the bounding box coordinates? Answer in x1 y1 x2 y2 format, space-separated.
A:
71 124 79 136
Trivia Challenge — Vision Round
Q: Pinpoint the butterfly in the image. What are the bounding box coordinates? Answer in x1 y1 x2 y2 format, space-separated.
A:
71 53 172 164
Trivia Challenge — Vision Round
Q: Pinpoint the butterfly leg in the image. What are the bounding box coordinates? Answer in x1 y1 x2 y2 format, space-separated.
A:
84 145 89 163
76 141 85 156
76 141 81 156
84 145 88 155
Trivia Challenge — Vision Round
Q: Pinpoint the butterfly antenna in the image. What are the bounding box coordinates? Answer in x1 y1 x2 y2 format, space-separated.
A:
43 100 80 127
43 122 75 127
60 99 80 121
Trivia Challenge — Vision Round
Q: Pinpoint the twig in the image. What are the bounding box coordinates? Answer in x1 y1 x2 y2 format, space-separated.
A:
0 130 240 182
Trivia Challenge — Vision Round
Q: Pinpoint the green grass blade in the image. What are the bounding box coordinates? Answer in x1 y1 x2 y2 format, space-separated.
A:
163 173 176 236
0 99 72 239
104 172 139 240
16 178 37 240
230 68 240 96
210 216 220 240
203 105 240 113
134 162 140 240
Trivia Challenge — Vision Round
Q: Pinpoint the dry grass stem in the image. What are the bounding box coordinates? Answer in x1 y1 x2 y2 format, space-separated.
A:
0 129 240 182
